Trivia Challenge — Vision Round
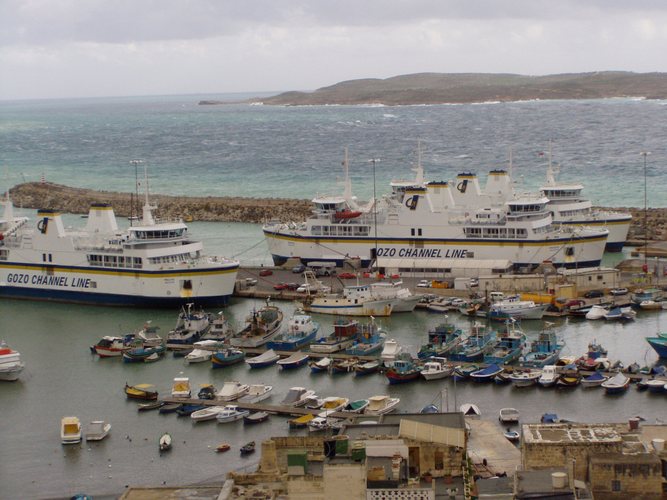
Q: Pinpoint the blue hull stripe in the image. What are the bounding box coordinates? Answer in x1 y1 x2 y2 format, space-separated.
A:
0 260 238 277
0 286 231 308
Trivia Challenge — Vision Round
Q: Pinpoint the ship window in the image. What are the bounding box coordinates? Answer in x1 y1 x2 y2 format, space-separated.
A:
418 228 422 236
42 253 47 262
182 280 193 290
411 228 415 236
0 249 7 260
133 257 142 269
312 226 322 235
466 252 474 258
565 247 575 256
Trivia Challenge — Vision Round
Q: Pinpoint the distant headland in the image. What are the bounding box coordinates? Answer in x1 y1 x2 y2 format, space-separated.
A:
199 71 667 106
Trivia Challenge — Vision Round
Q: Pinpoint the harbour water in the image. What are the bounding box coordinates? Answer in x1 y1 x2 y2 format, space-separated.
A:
1 95 667 498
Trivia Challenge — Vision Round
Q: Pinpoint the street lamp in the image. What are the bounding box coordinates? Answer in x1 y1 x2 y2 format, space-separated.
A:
640 152 650 279
368 158 381 271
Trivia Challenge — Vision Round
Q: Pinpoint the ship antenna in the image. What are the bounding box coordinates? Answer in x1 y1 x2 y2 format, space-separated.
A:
342 148 353 203
141 162 156 226
545 140 557 186
413 140 424 185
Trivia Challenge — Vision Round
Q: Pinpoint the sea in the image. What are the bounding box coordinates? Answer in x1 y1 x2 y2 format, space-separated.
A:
1 94 667 499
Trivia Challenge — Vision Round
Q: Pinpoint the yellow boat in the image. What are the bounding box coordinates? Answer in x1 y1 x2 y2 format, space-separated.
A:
289 413 315 429
124 383 158 400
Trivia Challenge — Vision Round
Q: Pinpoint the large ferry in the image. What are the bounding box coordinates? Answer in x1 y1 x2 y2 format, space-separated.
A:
483 150 631 252
0 180 239 307
263 154 609 271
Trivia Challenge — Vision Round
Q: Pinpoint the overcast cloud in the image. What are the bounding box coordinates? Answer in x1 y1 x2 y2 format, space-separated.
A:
1 0 667 99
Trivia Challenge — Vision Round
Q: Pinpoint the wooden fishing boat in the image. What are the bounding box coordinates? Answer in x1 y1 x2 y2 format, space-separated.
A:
289 413 315 429
137 401 165 412
240 441 256 455
215 442 231 453
243 411 270 425
124 383 158 401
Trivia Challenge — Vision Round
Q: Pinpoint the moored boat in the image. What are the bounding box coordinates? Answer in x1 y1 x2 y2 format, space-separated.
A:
90 335 134 358
215 442 231 453
601 373 630 394
122 344 166 363
330 357 358 374
171 376 191 399
267 312 319 351
380 338 403 365
217 405 250 423
585 305 608 320
166 303 212 345
309 356 332 373
449 322 496 362
84 421 111 441
211 347 245 368
0 341 25 381
230 299 284 348
417 318 464 359
191 405 227 423
580 371 609 388
280 387 316 407
345 318 386 356
645 335 667 358
240 441 256 455
470 363 504 383
61 416 82 445
484 319 526 365
521 324 563 368
310 318 359 353
420 357 454 380
197 384 217 400
276 352 309 370
159 432 172 453
385 353 421 384
509 369 542 388
345 399 370 413
124 383 158 401
354 360 381 376
246 349 280 368
499 407 520 423
488 296 548 321
244 411 270 425
238 384 273 404
364 395 400 415
288 414 315 429
216 380 250 401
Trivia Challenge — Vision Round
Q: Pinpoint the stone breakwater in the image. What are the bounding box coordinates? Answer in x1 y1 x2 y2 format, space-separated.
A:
7 183 666 243
9 183 312 224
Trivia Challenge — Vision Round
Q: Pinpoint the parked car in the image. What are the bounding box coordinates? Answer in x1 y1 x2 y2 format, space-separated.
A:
259 269 273 277
469 278 479 287
273 282 288 291
338 272 356 279
584 290 604 298
286 283 300 291
292 264 306 274
244 278 258 286
416 280 431 288
564 299 586 308
609 287 629 296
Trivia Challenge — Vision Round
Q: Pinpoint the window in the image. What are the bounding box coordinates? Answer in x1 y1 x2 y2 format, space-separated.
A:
411 228 415 236
611 480 621 492
417 228 422 236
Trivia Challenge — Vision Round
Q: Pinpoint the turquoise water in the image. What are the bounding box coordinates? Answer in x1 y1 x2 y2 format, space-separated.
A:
1 96 667 498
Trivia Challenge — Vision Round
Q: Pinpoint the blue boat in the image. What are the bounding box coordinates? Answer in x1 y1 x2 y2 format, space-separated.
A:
166 303 211 345
345 318 386 356
601 373 631 394
276 351 310 369
470 363 504 383
211 348 245 368
267 313 319 351
521 325 564 368
453 364 480 382
176 404 206 417
417 320 464 359
484 320 526 365
631 288 664 305
449 322 496 362
245 349 280 368
646 334 667 358
122 344 166 363
420 404 439 414
385 353 421 385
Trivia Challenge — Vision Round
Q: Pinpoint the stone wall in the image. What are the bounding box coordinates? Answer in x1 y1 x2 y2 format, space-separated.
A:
589 453 663 499
523 440 622 481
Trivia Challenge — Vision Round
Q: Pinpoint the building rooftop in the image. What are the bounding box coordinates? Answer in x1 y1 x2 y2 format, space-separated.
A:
522 424 622 445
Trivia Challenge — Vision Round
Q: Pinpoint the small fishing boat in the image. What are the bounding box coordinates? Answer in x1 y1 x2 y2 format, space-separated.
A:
345 318 386 356
470 364 504 383
240 441 256 455
537 367 560 387
197 384 217 400
216 405 250 423
244 411 270 425
449 322 496 363
420 404 439 414
167 303 211 345
556 374 581 388
204 311 235 342
0 341 25 381
124 383 158 401
420 357 454 380
61 416 82 445
184 340 219 364
503 430 520 442
135 321 164 347
211 348 245 368
85 420 111 441
354 360 381 376
385 353 421 384
122 344 166 363
460 403 481 419
90 335 133 358
330 358 358 374
310 318 359 353
484 319 526 365
305 395 324 410
191 406 227 423
639 300 663 310
601 373 631 394
604 306 636 321
309 356 332 373
238 384 273 404
499 407 520 423
320 396 349 412
585 305 608 320
488 295 548 321
246 349 280 368
288 413 315 429
280 387 316 407
215 442 231 453
380 338 403 365
520 324 563 368
230 299 284 348
159 432 172 453
344 399 370 413
644 378 667 393
171 376 191 399
581 371 609 388
364 395 400 415
509 369 542 388
267 312 319 351
176 404 206 417
137 401 165 412
276 352 309 370
307 416 333 432
216 381 250 401
453 364 480 382
417 319 464 359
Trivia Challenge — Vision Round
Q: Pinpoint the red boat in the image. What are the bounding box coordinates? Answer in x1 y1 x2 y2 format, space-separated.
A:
334 210 362 219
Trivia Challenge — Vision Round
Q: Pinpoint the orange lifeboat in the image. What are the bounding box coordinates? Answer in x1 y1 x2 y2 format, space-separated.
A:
334 210 362 220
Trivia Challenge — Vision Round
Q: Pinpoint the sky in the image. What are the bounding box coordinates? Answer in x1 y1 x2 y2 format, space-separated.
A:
1 0 667 100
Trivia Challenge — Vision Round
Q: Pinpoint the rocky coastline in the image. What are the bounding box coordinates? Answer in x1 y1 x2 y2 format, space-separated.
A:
7 183 666 248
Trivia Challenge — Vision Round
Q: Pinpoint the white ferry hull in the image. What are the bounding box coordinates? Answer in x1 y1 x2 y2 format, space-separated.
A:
264 230 607 270
555 217 630 253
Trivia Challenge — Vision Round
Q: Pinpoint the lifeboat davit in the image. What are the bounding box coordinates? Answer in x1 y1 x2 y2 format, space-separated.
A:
334 210 362 220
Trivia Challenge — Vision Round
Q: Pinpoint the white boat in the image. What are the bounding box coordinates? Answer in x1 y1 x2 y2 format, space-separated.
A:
420 357 454 380
369 281 421 312
504 430 520 442
460 403 481 419
364 395 400 415
488 296 548 321
0 341 25 381
276 351 310 369
310 318 360 353
168 303 211 345
426 298 452 313
171 376 191 399
216 380 250 401
509 369 542 388
245 349 280 368
262 152 608 272
580 372 609 388
61 416 82 445
380 339 403 365
538 365 560 387
85 420 111 441
585 305 608 320
640 300 663 310
135 322 164 347
230 300 284 348
280 387 316 407
499 407 520 423
304 395 324 410
90 336 131 358
216 405 250 423
238 384 273 403
183 347 214 364
300 284 394 317
320 397 349 413
0 169 238 307
202 311 235 341
307 416 332 432
191 405 227 422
